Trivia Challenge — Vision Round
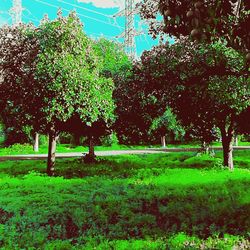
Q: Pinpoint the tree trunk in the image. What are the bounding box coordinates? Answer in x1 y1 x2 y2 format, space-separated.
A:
161 135 166 148
201 141 209 154
84 136 96 163
47 128 57 176
234 135 238 146
89 136 95 158
221 126 234 171
33 133 39 152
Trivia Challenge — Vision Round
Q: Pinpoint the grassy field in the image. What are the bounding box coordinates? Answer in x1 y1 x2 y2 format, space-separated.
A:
0 141 249 156
0 143 148 156
0 151 249 249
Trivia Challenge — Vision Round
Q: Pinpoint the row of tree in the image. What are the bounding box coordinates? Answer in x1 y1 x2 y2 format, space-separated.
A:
135 0 249 169
120 38 249 170
0 6 249 173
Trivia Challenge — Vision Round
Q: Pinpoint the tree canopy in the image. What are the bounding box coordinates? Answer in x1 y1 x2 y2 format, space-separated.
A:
0 12 115 175
129 38 249 168
139 0 250 59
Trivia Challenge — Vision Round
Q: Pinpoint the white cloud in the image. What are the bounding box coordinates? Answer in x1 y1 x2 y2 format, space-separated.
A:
77 0 141 9
77 0 124 9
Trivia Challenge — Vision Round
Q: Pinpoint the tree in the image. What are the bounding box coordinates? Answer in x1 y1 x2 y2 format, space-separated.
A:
0 13 115 175
0 24 40 147
60 115 111 162
134 39 249 169
139 0 250 58
35 12 115 174
94 37 132 79
114 60 167 145
237 106 250 135
149 107 185 147
94 38 138 144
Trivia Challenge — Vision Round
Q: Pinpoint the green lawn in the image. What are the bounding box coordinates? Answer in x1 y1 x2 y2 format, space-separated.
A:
0 143 149 156
0 151 249 249
0 141 249 156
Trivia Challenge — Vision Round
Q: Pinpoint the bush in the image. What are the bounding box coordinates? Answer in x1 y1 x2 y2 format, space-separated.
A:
0 143 33 155
39 135 48 146
100 132 119 147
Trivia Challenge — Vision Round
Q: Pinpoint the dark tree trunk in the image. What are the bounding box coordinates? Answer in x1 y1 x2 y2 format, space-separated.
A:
33 133 39 152
84 136 96 163
161 135 166 148
89 136 95 158
220 124 235 171
47 128 57 176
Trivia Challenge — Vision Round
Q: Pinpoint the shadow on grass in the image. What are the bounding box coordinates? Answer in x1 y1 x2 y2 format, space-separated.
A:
0 151 249 179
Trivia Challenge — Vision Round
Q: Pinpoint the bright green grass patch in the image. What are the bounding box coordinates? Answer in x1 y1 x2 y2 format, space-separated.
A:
0 152 250 249
0 151 249 178
0 143 150 156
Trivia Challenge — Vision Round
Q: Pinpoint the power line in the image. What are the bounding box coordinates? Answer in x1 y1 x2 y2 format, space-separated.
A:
33 0 124 29
24 8 40 23
22 14 39 24
56 0 111 18
56 0 124 30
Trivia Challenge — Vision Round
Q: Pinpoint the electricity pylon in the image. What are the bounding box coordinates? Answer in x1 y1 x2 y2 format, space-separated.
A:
114 0 140 58
10 0 23 25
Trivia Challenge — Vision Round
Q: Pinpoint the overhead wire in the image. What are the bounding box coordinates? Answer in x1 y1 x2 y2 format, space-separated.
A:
22 0 149 55
56 0 124 30
22 14 39 24
23 8 41 23
27 0 123 43
33 0 124 29
56 0 112 18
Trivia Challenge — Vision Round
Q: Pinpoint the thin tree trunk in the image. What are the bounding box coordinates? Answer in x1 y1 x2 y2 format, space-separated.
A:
161 135 166 148
221 125 234 171
84 136 96 163
33 133 39 152
47 128 57 176
89 136 95 158
201 141 209 154
234 135 238 146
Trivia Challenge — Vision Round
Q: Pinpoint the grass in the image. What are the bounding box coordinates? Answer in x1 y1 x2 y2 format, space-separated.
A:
0 143 149 156
0 151 249 249
0 140 249 156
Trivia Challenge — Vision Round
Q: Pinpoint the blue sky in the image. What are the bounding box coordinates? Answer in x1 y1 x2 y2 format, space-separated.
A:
0 0 171 56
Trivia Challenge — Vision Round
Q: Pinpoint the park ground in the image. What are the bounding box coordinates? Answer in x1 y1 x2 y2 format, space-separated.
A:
0 149 249 249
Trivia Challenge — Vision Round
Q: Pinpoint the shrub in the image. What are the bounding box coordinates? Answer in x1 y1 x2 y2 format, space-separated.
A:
100 132 119 147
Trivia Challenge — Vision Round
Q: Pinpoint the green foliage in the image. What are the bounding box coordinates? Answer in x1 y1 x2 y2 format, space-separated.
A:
0 143 34 155
0 152 249 248
134 38 249 168
39 135 48 146
139 0 250 52
93 38 132 78
35 13 115 128
150 107 185 140
100 132 119 147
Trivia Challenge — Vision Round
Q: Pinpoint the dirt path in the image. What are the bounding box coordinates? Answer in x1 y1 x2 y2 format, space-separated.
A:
0 146 249 161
